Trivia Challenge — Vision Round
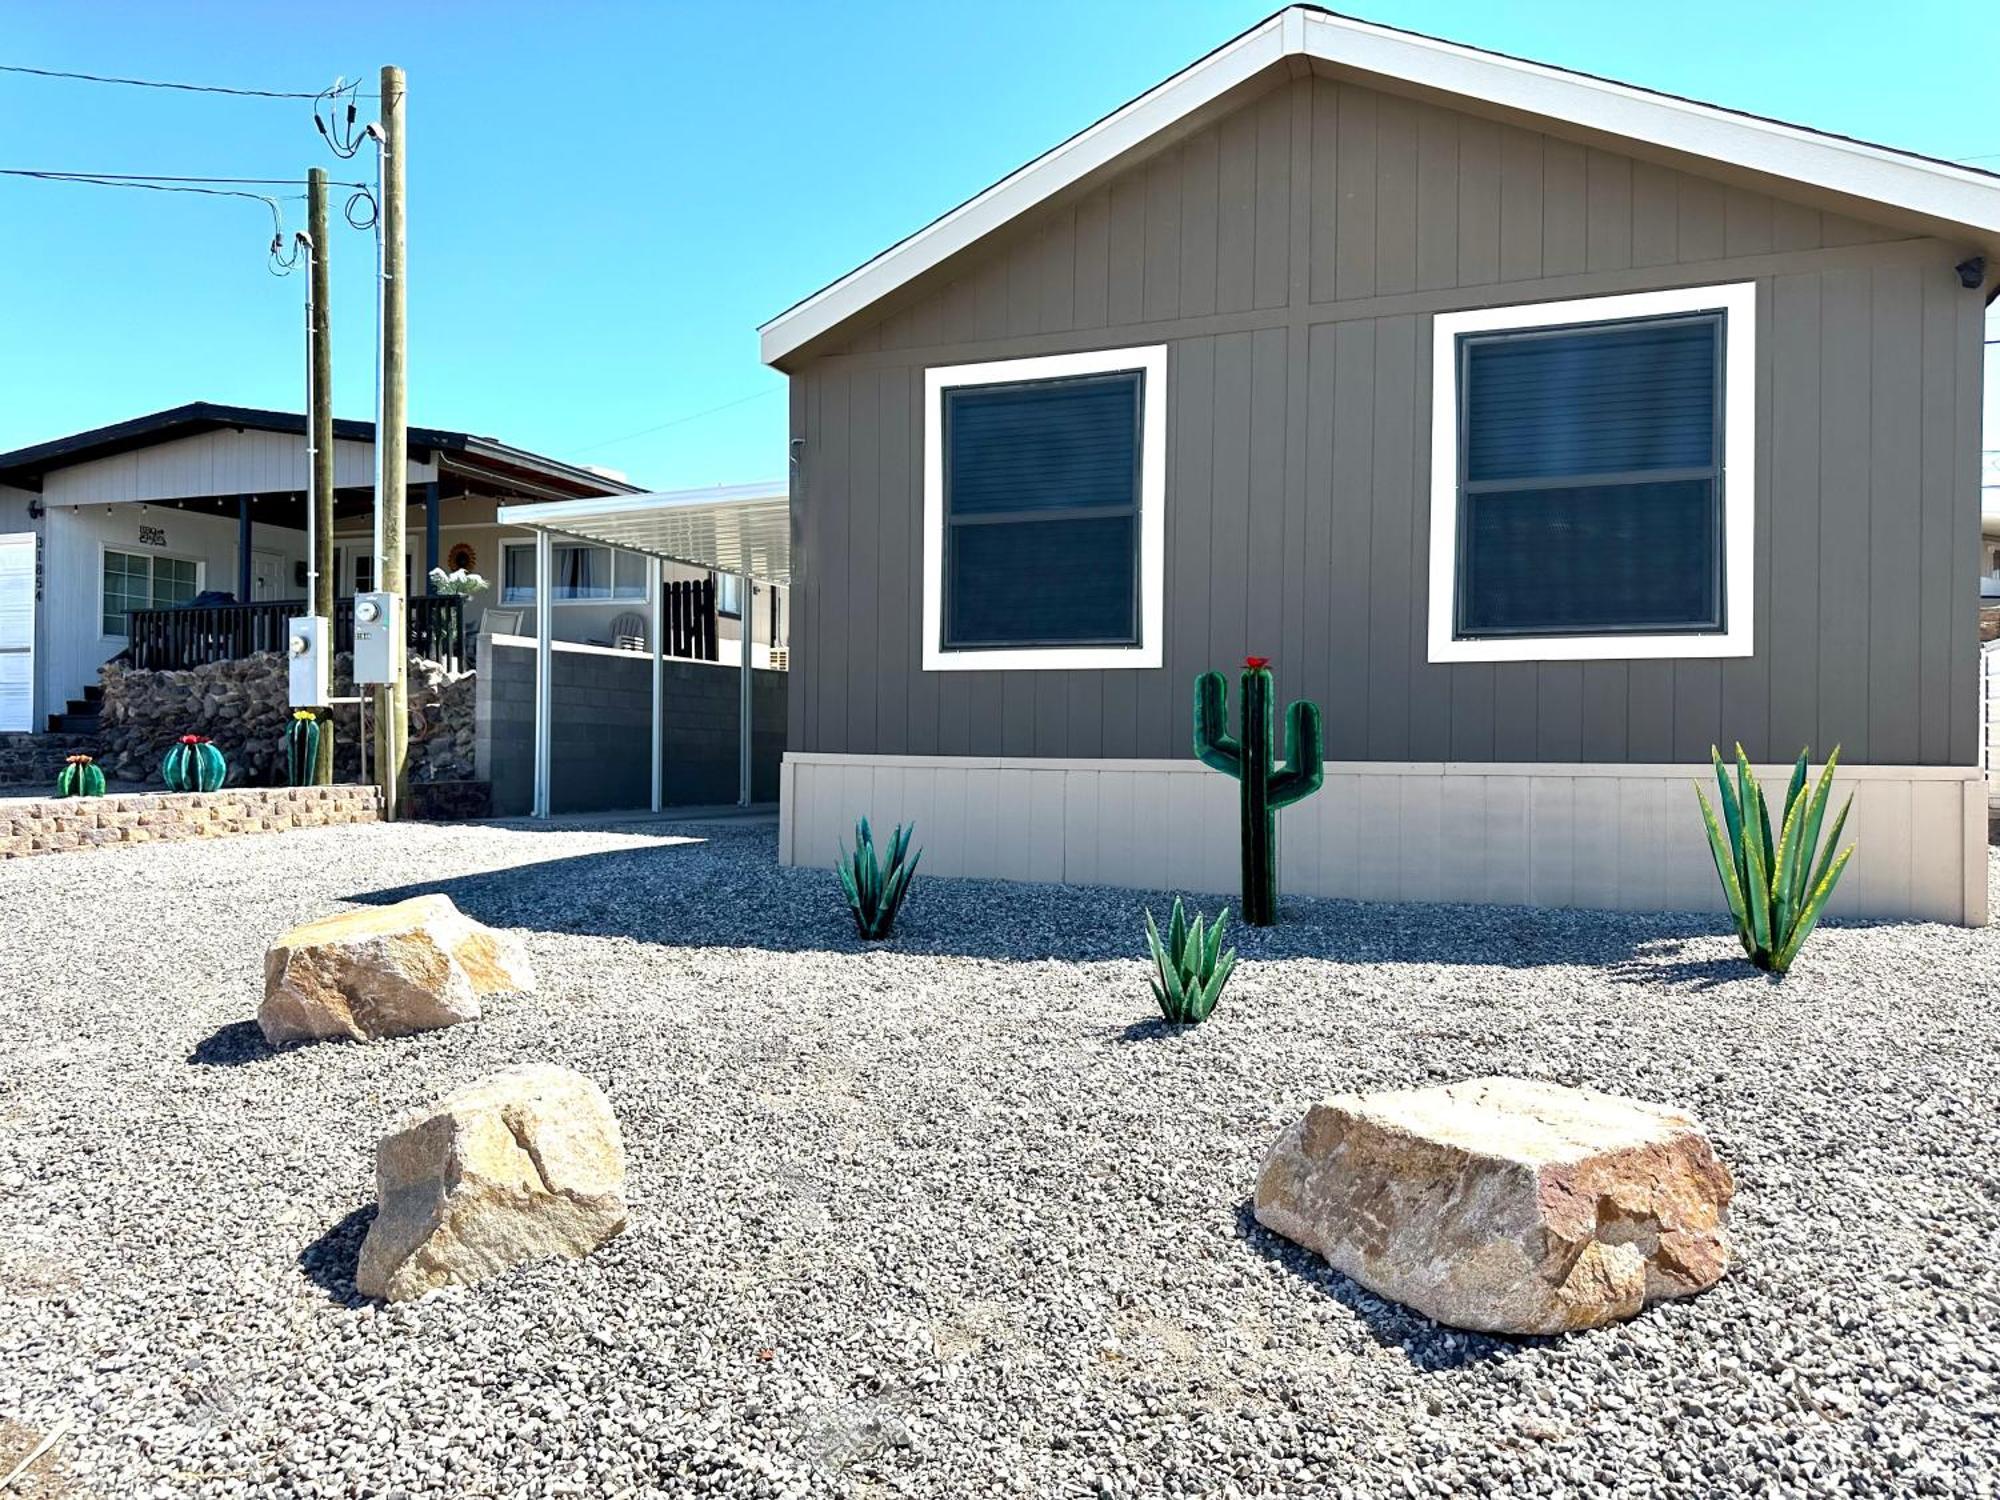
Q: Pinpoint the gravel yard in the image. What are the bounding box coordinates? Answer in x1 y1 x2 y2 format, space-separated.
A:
1 816 1995 1499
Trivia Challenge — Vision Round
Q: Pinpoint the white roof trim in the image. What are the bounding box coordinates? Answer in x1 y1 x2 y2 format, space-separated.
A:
759 6 2000 366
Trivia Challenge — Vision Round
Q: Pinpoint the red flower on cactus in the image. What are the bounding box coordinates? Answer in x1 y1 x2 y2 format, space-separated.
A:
1244 656 1270 669
178 734 210 745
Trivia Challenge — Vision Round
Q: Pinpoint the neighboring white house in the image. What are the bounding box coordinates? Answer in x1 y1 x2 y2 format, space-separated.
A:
0 403 789 733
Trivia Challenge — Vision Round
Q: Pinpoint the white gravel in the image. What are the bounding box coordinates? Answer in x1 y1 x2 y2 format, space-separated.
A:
1 816 1996 1499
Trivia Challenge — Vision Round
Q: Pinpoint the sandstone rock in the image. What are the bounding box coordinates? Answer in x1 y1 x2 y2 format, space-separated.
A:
1254 1076 1733 1335
258 893 535 1046
356 1064 627 1301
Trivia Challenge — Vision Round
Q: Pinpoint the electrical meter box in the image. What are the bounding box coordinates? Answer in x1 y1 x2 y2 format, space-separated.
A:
351 590 402 684
287 615 330 707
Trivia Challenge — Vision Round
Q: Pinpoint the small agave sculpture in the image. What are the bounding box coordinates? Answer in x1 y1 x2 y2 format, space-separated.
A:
1694 744 1854 975
836 817 922 941
1143 897 1238 1025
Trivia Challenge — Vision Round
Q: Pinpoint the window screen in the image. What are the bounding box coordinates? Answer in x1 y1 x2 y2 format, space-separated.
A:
1455 313 1724 638
101 550 150 636
942 371 1143 650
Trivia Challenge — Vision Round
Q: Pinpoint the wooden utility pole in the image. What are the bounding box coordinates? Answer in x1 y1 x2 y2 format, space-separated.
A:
374 64 410 817
307 166 336 784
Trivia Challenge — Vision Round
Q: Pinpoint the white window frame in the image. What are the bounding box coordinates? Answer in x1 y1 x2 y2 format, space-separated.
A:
500 539 650 607
923 344 1167 672
98 543 204 641
1426 281 1757 664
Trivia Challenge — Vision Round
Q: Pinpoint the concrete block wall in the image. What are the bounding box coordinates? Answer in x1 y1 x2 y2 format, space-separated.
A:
3 784 382 860
477 639 786 816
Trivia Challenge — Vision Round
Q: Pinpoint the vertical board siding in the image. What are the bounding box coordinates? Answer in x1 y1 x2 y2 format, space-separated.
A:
784 755 1984 925
793 75 1971 772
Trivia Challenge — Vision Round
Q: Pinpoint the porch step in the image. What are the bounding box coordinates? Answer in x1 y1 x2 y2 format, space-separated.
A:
45 683 105 736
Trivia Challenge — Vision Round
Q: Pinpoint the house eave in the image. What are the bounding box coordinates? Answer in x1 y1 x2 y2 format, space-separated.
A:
758 4 2000 368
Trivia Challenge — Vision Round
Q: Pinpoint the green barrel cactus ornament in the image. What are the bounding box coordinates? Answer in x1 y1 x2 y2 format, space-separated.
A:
1194 657 1324 926
57 753 106 798
162 734 226 793
284 709 332 787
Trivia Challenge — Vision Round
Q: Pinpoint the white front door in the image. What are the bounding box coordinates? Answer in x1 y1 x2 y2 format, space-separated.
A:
252 549 284 601
0 532 34 732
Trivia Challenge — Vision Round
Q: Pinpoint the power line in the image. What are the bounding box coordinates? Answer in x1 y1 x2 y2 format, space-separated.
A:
0 170 367 187
0 170 377 276
573 388 784 455
0 62 370 99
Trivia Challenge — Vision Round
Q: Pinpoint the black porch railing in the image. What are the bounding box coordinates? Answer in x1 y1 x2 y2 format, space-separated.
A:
125 596 465 673
662 577 720 661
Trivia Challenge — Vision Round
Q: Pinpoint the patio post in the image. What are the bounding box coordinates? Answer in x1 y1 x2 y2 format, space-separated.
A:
424 480 440 588
737 568 752 807
532 527 552 818
236 495 253 601
650 555 664 813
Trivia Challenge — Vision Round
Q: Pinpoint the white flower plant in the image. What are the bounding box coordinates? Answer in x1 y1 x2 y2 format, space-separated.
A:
427 567 489 598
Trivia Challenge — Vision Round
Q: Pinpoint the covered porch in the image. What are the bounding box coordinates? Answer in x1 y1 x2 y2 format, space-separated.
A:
0 402 649 724
495 483 789 816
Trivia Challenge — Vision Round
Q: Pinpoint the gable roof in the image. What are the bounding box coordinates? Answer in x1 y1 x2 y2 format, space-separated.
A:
759 5 2000 368
0 401 639 498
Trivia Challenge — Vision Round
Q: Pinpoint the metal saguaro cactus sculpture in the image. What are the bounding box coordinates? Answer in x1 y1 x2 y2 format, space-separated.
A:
1193 657 1324 926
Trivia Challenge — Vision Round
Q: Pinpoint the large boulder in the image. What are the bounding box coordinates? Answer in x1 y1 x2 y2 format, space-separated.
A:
259 894 535 1046
1254 1076 1733 1335
356 1064 628 1302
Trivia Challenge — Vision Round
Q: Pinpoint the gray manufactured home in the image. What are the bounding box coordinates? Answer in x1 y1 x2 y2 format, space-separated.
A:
761 6 2000 924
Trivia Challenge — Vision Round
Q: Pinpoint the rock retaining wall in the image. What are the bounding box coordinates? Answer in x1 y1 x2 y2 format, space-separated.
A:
0 732 99 787
98 652 474 788
2 785 382 860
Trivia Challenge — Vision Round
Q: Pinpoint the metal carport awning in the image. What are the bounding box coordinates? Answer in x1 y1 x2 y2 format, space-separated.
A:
496 482 789 819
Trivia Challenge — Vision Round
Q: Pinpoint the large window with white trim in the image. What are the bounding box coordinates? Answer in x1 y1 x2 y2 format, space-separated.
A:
1427 283 1756 663
923 345 1166 671
101 549 197 637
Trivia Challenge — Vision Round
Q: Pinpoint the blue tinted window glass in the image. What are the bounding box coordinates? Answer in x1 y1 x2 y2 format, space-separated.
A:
1464 317 1718 482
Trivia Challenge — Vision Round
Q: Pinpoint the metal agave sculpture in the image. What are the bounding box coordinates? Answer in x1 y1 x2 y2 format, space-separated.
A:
836 817 922 940
1694 744 1854 975
1143 897 1238 1025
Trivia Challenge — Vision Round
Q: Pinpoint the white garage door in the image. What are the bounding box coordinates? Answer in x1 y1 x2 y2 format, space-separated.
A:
0 532 34 732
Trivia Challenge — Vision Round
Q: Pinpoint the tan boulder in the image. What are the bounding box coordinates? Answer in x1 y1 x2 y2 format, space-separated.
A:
1254 1076 1733 1335
356 1064 627 1302
258 894 535 1046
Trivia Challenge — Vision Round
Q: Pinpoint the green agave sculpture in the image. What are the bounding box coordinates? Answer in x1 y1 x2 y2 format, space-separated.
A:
836 817 921 940
1143 897 1237 1025
1694 744 1854 975
162 734 226 793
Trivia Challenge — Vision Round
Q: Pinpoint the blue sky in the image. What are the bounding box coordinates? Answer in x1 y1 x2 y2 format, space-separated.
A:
2 1 1995 489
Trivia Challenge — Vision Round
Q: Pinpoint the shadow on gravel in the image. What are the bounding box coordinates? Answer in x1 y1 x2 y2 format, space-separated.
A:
1607 950 1786 991
1232 1201 1547 1371
1112 1017 1199 1043
345 821 1745 973
299 1205 377 1307
188 1020 275 1067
